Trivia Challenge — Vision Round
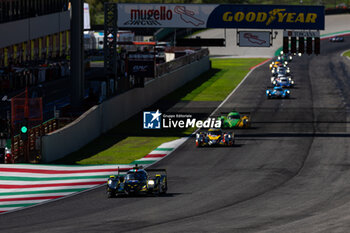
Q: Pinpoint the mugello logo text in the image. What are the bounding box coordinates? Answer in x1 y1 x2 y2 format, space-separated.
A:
130 6 173 21
222 9 318 25
125 6 173 26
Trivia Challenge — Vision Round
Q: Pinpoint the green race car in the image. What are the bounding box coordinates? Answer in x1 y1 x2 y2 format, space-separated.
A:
218 111 251 129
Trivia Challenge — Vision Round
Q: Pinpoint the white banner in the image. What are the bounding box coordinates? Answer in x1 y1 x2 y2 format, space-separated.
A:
238 31 271 47
117 4 217 28
84 3 91 29
283 30 320 37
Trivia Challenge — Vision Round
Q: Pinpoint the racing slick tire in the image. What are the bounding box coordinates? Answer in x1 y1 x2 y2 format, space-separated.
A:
156 181 161 196
161 179 168 195
107 190 116 198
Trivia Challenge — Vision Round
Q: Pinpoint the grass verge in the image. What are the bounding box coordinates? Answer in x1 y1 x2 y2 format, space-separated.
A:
165 58 266 101
54 58 265 165
343 50 350 58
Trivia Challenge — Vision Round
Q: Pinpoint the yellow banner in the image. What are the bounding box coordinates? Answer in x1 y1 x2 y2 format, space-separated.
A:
39 38 42 59
31 40 34 60
46 36 49 57
13 45 17 61
59 32 63 56
23 42 26 62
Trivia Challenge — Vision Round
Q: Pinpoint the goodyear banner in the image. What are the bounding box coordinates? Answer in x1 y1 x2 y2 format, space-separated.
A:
117 4 324 30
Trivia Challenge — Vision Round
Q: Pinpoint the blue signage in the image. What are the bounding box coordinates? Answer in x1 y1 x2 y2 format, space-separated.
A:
207 5 325 30
143 110 162 129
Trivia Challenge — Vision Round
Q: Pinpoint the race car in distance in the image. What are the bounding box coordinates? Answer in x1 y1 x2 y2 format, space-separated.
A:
269 60 283 70
271 66 290 76
266 86 290 99
272 76 295 88
218 110 251 128
196 128 234 147
329 36 344 42
106 166 167 198
279 52 293 62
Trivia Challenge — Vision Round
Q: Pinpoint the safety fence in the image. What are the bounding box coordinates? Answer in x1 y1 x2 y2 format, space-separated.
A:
156 48 209 77
11 118 58 163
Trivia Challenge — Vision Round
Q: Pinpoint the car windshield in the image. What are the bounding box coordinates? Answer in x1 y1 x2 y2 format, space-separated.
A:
228 115 240 119
274 87 283 91
208 131 222 136
278 69 286 75
125 172 147 181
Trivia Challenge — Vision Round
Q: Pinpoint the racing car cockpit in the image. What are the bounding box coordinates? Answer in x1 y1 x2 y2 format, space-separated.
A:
125 170 147 181
227 114 240 120
207 128 223 136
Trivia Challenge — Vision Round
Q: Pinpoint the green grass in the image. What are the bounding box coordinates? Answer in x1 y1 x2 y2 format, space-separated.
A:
343 50 350 58
75 137 179 165
166 58 266 101
54 58 265 165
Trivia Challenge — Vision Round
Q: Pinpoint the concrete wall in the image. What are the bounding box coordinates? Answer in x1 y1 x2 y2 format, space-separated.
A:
0 11 70 48
42 56 210 162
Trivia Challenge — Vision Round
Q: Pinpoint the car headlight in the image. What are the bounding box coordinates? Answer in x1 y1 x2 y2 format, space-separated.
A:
291 80 294 84
284 61 288 65
280 51 284 55
289 56 292 60
286 90 290 94
148 180 155 185
298 53 302 57
266 90 270 94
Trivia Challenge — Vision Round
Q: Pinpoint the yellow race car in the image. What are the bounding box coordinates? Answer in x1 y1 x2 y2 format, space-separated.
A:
196 128 234 147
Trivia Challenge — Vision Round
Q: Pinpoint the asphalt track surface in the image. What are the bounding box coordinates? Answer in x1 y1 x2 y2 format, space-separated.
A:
2 38 350 233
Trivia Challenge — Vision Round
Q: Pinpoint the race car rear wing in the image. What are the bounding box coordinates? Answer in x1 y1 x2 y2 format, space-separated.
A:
146 169 167 177
146 168 167 173
219 112 251 117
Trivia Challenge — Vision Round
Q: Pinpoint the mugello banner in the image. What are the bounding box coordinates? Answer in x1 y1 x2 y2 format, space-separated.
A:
117 4 325 30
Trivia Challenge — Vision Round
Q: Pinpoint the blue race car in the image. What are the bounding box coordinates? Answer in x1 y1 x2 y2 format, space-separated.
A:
329 36 344 42
272 76 294 88
266 86 290 99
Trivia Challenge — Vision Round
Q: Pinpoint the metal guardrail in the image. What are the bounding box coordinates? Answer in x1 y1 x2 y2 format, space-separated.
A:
156 48 209 78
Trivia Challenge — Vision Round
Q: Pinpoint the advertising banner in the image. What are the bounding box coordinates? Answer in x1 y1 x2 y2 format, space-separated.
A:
0 48 3 66
239 31 271 47
283 30 320 37
128 60 155 78
118 4 217 28
84 3 91 30
118 4 324 30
